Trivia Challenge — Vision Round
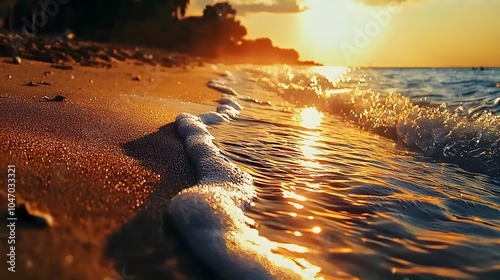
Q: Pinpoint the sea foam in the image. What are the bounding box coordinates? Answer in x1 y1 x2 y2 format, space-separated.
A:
207 79 239 96
168 79 321 280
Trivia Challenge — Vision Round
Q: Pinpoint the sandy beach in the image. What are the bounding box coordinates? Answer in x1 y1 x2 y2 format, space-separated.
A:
0 41 222 280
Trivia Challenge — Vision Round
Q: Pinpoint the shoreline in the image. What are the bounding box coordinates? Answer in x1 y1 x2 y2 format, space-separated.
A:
0 54 223 279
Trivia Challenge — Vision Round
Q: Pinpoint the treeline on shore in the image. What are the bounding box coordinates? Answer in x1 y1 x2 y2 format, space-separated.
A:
0 0 317 65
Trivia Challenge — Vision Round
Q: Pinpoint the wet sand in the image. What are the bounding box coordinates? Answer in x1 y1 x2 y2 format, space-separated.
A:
0 57 222 279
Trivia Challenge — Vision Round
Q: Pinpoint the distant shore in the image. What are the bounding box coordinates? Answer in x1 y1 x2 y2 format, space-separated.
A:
0 35 224 279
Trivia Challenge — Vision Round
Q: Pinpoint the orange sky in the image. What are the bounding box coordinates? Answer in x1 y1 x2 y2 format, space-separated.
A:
190 0 500 67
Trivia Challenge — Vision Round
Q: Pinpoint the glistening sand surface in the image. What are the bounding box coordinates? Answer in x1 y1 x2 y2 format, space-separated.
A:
0 59 221 279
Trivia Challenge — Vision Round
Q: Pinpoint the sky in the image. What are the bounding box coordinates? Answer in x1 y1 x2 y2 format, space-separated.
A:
189 0 500 67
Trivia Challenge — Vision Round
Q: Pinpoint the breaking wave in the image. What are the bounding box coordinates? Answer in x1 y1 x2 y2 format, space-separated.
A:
240 65 500 177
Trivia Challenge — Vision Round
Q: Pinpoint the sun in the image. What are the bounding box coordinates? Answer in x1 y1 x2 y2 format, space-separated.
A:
299 0 362 47
297 0 392 66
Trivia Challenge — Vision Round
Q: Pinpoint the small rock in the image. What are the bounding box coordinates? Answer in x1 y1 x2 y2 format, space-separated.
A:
6 75 12 79
70 74 75 79
65 255 73 264
89 79 94 83
39 81 51 86
26 81 38 86
110 49 127 61
44 71 54 76
16 203 54 228
132 74 142 81
42 95 66 102
13 56 21 64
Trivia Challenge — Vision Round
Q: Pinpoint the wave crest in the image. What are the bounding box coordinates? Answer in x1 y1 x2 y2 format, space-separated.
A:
243 65 500 176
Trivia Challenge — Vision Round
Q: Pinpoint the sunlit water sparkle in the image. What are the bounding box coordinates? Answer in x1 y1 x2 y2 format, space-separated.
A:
206 66 500 280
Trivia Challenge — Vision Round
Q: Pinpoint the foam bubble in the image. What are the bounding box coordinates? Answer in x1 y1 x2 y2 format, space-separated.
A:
199 112 231 124
220 96 244 110
217 104 240 118
207 80 239 96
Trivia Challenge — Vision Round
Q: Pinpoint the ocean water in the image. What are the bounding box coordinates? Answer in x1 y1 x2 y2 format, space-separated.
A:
168 66 500 280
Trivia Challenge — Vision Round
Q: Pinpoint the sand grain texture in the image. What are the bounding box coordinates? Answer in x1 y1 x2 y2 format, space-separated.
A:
0 57 221 279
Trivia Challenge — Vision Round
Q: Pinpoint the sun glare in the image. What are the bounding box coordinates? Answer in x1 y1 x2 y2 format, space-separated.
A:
298 107 324 129
298 0 398 66
299 0 363 49
313 66 349 85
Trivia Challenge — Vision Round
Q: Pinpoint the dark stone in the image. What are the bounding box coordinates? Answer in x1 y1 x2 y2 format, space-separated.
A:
15 203 54 228
43 95 67 102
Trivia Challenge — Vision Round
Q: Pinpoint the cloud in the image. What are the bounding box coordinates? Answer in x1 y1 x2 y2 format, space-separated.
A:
353 0 415 6
194 0 306 14
234 0 306 13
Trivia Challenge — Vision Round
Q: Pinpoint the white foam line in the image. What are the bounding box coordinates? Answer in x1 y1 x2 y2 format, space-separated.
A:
207 80 240 96
168 76 317 280
168 84 270 279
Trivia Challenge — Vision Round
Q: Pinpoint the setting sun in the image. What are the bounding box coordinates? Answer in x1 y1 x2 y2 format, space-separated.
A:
226 0 500 67
299 0 359 48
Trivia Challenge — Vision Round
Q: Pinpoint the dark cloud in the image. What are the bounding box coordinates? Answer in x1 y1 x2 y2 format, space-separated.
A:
234 0 306 14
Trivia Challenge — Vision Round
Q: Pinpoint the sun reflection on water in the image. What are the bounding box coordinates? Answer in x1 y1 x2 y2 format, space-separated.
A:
296 115 325 172
283 190 307 202
221 191 325 279
296 107 324 129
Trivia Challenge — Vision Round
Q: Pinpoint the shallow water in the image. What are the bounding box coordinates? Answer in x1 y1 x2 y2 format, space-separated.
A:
202 66 500 279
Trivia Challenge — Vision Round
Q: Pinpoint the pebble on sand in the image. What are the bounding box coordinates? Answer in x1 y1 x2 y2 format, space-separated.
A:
13 56 22 64
42 95 67 102
16 203 54 228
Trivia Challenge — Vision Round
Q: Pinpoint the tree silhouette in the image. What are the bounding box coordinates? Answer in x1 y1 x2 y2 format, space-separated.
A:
202 2 244 43
203 2 235 21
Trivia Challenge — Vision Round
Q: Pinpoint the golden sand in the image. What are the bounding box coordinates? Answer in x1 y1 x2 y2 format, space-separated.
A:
0 59 222 279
